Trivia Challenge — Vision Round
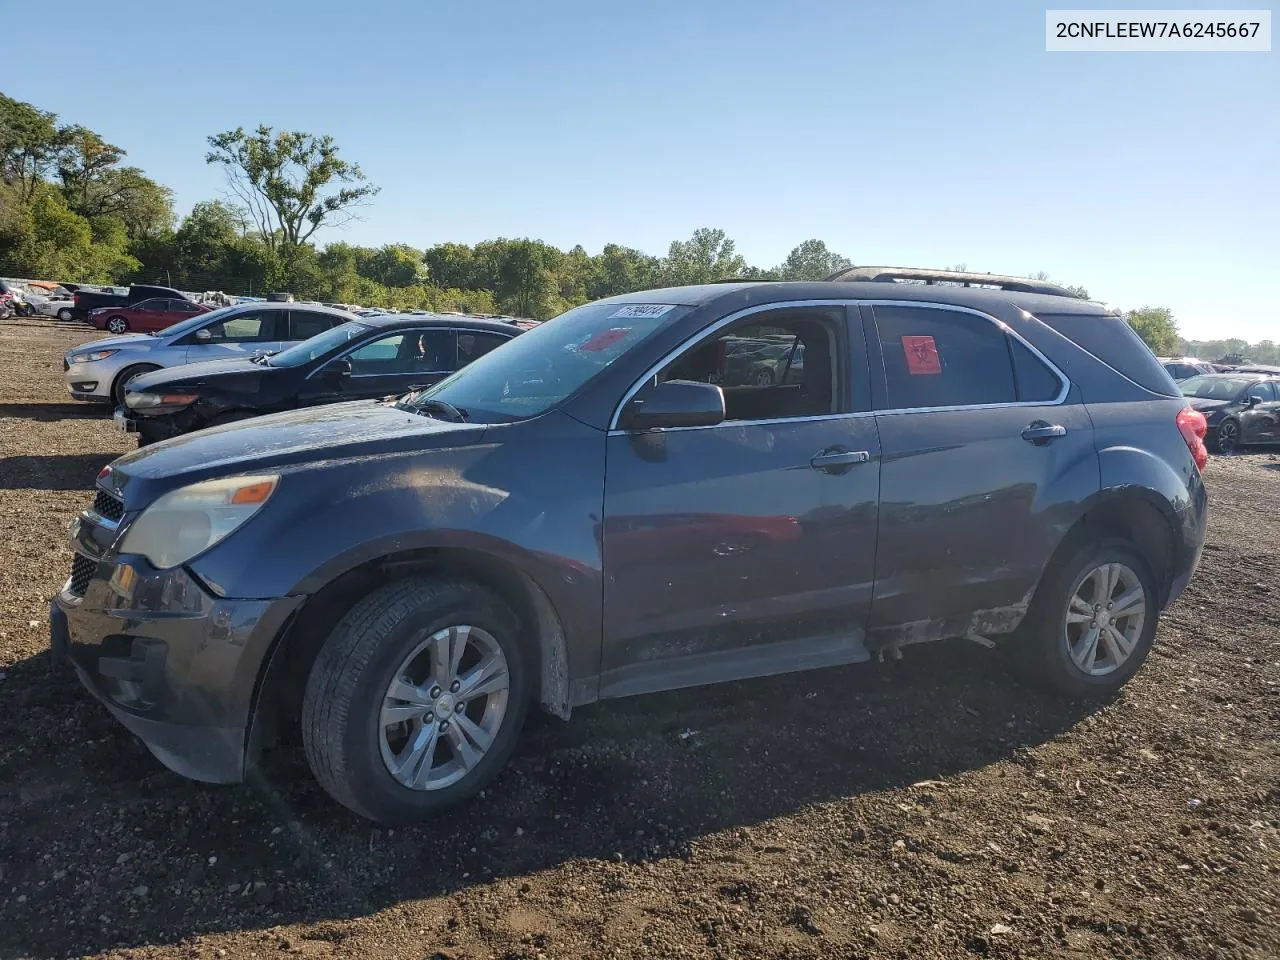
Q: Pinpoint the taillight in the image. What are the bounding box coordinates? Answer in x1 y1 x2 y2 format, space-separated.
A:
1177 406 1208 471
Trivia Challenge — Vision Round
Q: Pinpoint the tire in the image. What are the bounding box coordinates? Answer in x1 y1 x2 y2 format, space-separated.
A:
105 315 129 334
1210 418 1240 454
111 364 160 407
1014 538 1158 698
302 577 532 824
57 307 74 322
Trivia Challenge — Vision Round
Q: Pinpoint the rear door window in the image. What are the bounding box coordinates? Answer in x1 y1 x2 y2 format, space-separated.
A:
204 313 277 342
289 311 337 341
873 305 1017 409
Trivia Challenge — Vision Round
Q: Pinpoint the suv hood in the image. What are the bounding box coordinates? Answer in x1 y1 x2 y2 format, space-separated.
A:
110 400 487 498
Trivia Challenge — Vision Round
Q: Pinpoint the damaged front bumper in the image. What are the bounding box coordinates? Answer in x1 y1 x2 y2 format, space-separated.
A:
52 508 302 783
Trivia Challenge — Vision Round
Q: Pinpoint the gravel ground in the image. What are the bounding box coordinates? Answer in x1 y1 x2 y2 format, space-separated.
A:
1 316 1277 960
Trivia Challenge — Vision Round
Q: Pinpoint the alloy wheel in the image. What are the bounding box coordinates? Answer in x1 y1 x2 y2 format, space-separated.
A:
378 624 511 791
1064 562 1147 676
106 318 127 334
1217 420 1239 454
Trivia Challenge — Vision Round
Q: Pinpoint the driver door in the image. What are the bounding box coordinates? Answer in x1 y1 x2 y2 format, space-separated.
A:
178 311 282 362
298 328 457 406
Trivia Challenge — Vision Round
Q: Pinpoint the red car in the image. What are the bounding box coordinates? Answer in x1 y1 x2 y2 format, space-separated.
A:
88 297 210 334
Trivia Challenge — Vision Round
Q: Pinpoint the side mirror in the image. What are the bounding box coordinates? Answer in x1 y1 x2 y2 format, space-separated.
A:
325 357 353 379
1246 394 1263 407
619 379 725 431
194 328 212 341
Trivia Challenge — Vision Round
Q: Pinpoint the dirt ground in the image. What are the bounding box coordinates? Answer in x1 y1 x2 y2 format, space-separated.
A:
1 315 1277 960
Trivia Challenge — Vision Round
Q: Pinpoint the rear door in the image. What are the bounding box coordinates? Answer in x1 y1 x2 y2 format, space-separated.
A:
128 298 169 332
865 303 1097 646
285 309 342 346
599 304 880 696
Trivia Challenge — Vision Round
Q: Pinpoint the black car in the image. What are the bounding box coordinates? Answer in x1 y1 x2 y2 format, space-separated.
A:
54 269 1208 824
116 314 522 444
1179 372 1280 453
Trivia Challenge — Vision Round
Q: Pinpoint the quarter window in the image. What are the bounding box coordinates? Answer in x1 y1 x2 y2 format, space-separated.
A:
875 306 1020 409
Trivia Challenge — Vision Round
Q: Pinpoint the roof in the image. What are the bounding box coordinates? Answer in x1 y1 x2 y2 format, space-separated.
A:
359 312 524 334
825 265 1077 297
1193 371 1275 380
243 301 357 318
598 280 1113 316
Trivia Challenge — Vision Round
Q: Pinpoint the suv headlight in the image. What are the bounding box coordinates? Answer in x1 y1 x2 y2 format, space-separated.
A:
70 349 119 363
121 475 278 569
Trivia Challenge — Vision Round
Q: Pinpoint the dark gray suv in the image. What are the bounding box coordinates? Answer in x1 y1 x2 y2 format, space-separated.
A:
51 270 1210 824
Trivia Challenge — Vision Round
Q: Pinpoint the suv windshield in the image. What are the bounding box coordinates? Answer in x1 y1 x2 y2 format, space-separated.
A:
268 321 371 367
1180 376 1254 400
157 305 238 339
409 301 689 422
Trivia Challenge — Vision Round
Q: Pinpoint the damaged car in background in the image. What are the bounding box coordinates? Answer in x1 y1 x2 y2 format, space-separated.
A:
52 267 1207 824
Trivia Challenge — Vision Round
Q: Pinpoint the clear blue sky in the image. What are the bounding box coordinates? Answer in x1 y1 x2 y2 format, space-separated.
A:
8 0 1276 341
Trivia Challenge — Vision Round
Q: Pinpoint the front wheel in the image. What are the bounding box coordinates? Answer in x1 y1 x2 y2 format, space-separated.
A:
302 578 531 824
105 315 129 334
1015 539 1158 698
1211 418 1240 454
112 364 160 407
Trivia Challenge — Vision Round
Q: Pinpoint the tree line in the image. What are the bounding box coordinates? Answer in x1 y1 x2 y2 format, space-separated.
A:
6 91 1248 362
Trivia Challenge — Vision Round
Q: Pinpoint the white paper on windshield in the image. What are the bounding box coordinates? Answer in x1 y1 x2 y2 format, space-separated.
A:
609 304 676 319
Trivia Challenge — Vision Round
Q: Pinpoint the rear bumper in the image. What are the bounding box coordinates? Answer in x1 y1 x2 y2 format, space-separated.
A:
51 518 304 783
1166 471 1209 607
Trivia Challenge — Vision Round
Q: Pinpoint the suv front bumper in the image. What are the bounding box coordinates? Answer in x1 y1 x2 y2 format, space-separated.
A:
52 509 303 783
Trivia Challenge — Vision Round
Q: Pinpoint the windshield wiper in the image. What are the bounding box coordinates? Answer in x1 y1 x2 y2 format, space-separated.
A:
400 397 469 422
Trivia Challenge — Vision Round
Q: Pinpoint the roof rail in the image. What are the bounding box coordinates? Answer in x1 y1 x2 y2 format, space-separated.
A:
825 266 1079 297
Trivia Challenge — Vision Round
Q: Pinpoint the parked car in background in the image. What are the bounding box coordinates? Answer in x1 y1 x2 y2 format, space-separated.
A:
31 291 77 320
1159 357 1215 381
65 302 358 405
1179 372 1280 453
117 314 521 443
72 284 192 323
88 297 210 335
55 269 1208 823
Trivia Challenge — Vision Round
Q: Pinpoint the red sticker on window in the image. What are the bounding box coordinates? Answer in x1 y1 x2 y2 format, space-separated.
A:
580 328 631 352
902 336 941 375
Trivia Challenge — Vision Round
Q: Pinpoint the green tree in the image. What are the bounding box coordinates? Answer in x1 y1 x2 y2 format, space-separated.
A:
358 243 424 287
775 239 851 281
1125 307 1180 355
659 227 746 286
0 94 62 200
588 243 659 298
205 125 379 254
423 242 480 290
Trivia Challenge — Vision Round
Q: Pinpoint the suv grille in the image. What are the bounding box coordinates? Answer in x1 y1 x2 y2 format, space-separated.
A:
93 489 124 523
68 554 96 597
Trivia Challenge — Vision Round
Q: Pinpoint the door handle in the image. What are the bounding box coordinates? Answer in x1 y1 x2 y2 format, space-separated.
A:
1022 422 1067 444
810 448 871 472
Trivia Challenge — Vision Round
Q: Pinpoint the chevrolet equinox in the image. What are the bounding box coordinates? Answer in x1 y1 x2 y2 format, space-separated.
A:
51 269 1209 824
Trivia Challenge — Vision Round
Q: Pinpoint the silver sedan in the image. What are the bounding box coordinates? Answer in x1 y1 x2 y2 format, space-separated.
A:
64 302 359 405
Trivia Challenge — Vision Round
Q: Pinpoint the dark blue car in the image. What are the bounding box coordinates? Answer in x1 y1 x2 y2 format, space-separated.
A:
52 268 1209 823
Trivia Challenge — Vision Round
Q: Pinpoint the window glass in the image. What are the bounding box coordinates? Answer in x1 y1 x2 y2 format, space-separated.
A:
1245 381 1276 403
290 311 337 340
875 306 1016 409
269 321 370 367
1010 338 1062 402
457 331 510 367
410 301 689 422
657 317 838 421
204 313 273 342
346 330 453 375
1035 312 1179 397
1179 376 1254 400
163 305 239 340
132 298 164 311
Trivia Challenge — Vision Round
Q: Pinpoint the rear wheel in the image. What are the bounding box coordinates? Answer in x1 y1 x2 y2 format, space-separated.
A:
1015 539 1158 698
111 364 160 406
56 307 74 322
1211 418 1240 454
105 315 129 334
302 578 531 824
